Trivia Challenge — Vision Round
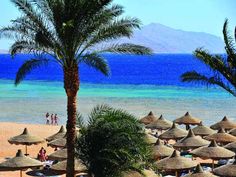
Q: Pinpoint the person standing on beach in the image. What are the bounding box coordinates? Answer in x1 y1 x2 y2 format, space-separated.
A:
51 114 54 125
45 112 50 125
54 114 58 125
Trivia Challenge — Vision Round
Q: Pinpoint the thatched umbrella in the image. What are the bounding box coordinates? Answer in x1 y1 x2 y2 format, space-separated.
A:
0 149 43 177
210 116 236 131
8 128 45 155
48 148 67 161
192 122 215 137
155 150 198 177
46 126 66 142
191 140 235 168
173 129 210 150
123 169 160 177
224 141 236 153
47 135 66 148
159 123 188 141
183 164 217 177
204 128 236 144
140 111 157 125
146 134 157 144
152 139 176 160
174 112 201 130
51 159 87 174
213 158 236 177
229 128 236 136
146 115 172 130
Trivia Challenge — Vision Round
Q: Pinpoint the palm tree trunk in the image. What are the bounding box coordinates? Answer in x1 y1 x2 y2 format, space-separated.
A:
64 65 79 177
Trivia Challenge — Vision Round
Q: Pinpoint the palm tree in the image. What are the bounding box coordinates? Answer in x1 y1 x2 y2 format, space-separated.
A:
0 0 152 176
181 19 236 96
77 105 152 177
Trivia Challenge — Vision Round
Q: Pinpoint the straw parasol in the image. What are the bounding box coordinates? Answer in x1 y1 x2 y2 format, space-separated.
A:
51 159 87 173
0 149 43 177
158 123 188 141
48 148 67 161
146 134 157 144
229 128 236 136
46 126 66 142
173 129 210 150
140 111 157 125
210 116 236 131
146 115 172 130
47 135 66 148
155 150 198 177
123 169 160 177
191 140 235 168
213 158 236 177
192 122 215 137
183 164 217 177
224 141 236 153
8 128 45 155
174 112 201 130
204 128 236 144
152 139 176 160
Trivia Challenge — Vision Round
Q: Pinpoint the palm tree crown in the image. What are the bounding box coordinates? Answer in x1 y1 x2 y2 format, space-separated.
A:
0 1 152 177
181 19 236 96
77 105 151 177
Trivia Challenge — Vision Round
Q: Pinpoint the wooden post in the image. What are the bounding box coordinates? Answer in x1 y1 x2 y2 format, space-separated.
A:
20 170 22 177
212 160 214 169
175 171 178 177
25 145 28 155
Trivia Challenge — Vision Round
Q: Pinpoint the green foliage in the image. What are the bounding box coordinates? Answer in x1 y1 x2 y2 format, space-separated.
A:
76 105 152 177
181 19 236 96
0 0 152 85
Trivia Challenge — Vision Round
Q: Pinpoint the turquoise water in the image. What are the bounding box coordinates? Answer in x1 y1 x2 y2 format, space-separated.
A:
0 79 235 126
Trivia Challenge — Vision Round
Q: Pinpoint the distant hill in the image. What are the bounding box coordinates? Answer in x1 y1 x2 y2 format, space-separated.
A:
0 49 8 54
0 23 225 54
117 23 225 53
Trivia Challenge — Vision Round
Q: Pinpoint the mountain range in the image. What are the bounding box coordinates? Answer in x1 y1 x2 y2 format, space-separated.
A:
0 23 225 54
117 23 225 53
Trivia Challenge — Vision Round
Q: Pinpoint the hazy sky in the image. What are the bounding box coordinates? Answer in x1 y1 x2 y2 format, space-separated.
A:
0 0 236 49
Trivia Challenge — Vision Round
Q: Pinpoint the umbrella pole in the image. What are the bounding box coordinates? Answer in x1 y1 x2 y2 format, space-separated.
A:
212 159 214 169
175 171 178 177
25 145 27 155
20 170 22 177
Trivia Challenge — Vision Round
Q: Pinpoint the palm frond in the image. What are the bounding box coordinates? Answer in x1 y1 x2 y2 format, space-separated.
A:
181 71 236 96
223 19 236 68
80 53 110 76
15 58 49 85
100 43 152 55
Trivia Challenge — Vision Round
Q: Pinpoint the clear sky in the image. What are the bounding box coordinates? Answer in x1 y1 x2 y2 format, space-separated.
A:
0 0 236 49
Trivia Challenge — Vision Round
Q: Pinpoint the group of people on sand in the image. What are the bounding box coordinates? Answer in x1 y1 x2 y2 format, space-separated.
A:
45 112 59 125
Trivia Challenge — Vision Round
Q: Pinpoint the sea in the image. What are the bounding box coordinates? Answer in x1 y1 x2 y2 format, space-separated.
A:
0 53 235 126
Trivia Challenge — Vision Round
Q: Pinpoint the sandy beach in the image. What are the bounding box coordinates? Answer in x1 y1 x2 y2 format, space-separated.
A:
0 122 65 177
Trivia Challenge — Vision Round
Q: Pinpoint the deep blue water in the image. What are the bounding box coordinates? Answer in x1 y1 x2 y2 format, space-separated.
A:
0 54 210 86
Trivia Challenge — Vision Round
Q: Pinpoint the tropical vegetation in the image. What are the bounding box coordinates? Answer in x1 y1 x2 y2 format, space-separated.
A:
0 0 151 176
77 105 152 177
181 19 236 96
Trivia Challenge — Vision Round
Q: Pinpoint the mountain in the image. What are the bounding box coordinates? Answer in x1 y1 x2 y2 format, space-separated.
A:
0 49 8 54
117 23 225 53
0 23 225 54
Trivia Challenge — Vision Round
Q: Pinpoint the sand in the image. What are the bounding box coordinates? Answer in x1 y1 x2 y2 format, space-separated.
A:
0 122 65 177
